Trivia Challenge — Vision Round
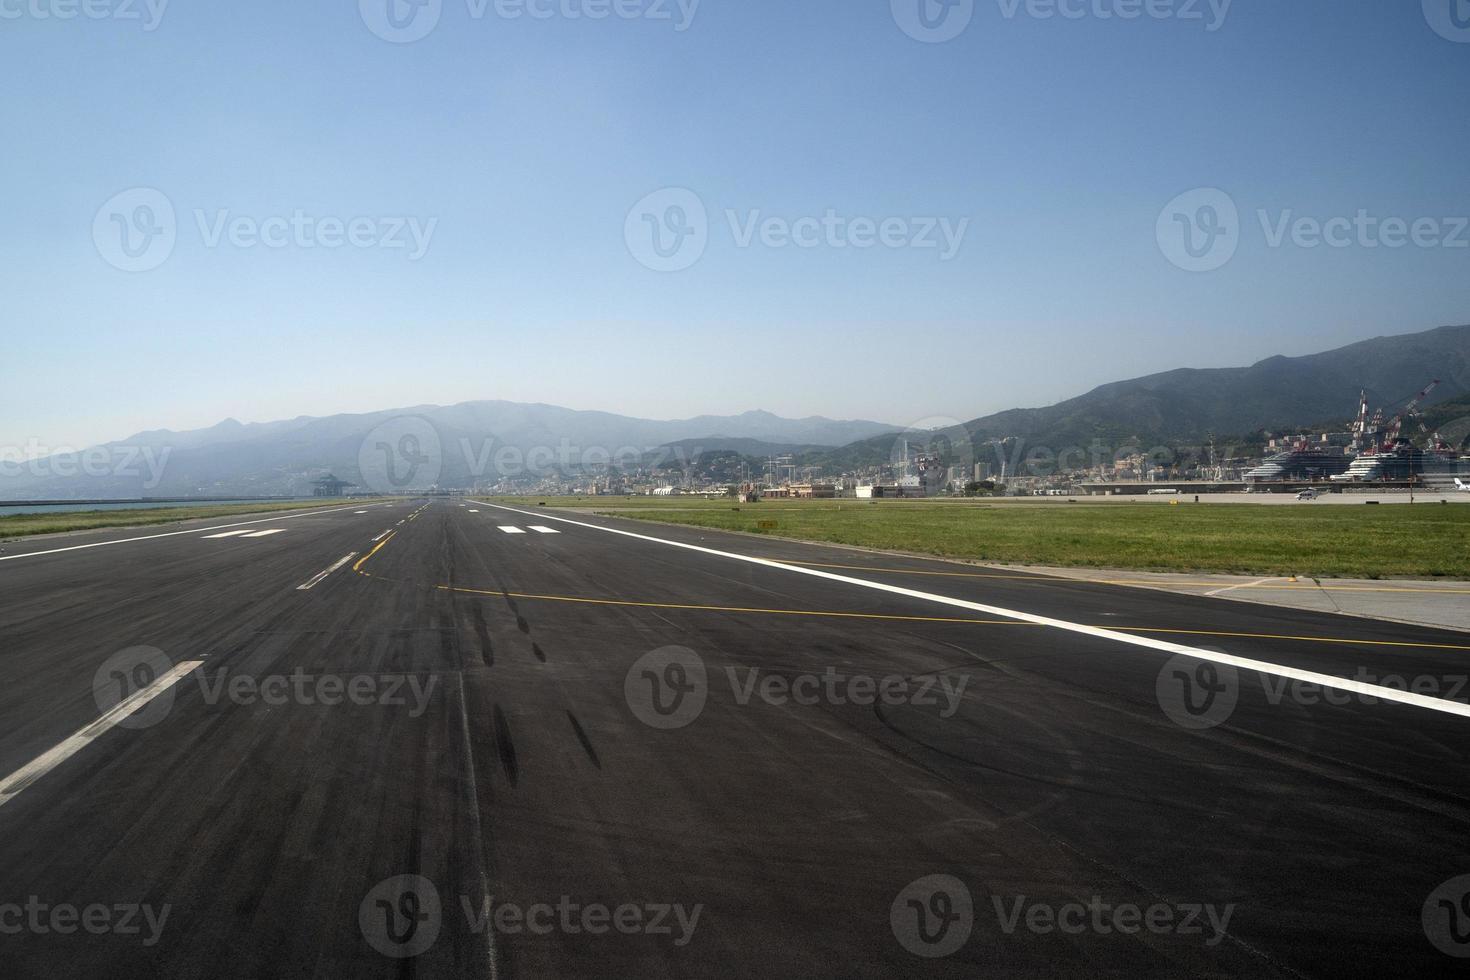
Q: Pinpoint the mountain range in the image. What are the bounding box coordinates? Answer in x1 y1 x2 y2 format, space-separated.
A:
1 405 895 499
5 323 1468 499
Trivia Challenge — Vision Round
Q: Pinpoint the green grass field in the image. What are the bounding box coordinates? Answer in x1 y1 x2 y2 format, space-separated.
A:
491 496 1470 580
0 498 395 540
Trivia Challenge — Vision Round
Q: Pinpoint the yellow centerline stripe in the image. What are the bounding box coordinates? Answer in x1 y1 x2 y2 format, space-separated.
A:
353 530 397 573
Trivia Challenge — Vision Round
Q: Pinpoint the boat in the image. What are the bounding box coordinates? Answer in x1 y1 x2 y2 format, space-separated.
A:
1330 440 1465 483
1244 446 1352 485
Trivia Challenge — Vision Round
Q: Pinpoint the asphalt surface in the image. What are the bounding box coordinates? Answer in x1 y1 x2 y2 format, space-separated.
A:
2 498 1469 978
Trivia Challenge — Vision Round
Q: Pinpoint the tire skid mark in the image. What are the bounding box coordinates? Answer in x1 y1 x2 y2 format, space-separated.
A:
471 604 495 668
492 704 520 788
566 711 602 770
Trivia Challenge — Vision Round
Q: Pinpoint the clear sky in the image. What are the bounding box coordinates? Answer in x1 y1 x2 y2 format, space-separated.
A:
3 0 1468 452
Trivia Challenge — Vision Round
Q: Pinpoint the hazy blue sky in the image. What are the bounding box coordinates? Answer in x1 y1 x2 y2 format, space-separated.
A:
3 0 1468 451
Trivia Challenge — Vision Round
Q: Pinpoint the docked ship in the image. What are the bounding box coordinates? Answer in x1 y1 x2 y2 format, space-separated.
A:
1243 382 1462 488
1324 380 1470 486
1244 445 1352 485
1331 439 1467 484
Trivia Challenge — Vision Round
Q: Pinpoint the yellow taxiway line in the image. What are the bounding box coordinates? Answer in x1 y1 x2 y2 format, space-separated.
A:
433 582 1470 653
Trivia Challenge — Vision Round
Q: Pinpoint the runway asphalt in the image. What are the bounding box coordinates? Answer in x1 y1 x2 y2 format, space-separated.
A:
1 497 1469 978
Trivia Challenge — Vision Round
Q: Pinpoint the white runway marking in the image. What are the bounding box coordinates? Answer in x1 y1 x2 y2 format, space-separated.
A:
297 552 359 591
241 529 286 538
469 509 480 513
0 503 371 565
1206 576 1281 597
0 660 204 810
355 511 368 514
498 526 527 534
202 530 252 539
529 526 560 534
473 501 1470 720
372 529 393 542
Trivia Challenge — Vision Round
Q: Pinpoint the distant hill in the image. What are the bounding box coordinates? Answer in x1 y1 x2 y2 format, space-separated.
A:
0 403 895 499
807 323 1470 474
1416 391 1470 449
652 437 824 458
956 323 1470 450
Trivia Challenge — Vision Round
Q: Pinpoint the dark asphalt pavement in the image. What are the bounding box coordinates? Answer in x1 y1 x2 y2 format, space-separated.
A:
2 498 1469 978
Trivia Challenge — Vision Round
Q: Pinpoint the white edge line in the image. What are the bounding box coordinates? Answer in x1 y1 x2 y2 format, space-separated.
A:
0 660 205 809
297 552 359 591
0 502 382 564
471 501 1470 720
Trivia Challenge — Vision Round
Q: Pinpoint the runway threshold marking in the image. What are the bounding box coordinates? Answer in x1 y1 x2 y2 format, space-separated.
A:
529 526 560 534
297 552 359 591
0 660 204 810
0 502 376 565
471 502 1470 719
498 526 527 534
